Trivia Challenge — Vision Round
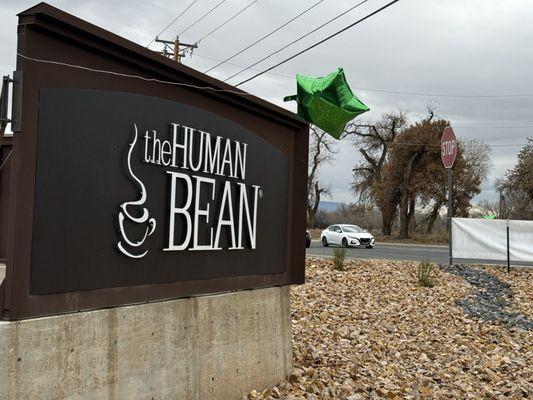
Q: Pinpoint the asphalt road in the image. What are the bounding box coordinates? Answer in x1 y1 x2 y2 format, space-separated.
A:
306 240 533 266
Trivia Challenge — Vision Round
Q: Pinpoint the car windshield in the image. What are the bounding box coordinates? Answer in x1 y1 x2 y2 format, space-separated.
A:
341 225 364 233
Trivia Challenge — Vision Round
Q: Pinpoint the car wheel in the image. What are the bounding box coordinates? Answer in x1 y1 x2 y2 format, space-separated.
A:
366 245 374 249
322 237 329 247
342 238 348 248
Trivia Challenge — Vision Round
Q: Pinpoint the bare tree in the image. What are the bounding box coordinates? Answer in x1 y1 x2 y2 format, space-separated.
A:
347 110 408 234
470 199 499 218
307 126 337 228
460 138 492 184
496 138 533 219
422 138 492 234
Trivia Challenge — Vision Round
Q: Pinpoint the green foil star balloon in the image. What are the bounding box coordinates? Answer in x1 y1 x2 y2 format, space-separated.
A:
284 68 370 139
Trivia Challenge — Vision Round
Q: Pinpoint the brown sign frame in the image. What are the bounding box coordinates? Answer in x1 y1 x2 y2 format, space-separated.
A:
0 3 308 320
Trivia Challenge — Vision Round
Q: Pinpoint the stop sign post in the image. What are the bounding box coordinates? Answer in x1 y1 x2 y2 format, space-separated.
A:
441 126 457 266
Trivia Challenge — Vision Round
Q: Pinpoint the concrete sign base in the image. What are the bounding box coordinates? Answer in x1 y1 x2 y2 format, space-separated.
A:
0 285 292 399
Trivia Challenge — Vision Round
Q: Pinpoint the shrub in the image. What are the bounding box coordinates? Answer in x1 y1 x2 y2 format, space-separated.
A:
417 260 435 287
333 247 346 271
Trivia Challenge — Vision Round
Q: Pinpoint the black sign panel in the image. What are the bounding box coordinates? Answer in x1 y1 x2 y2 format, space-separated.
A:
31 89 289 294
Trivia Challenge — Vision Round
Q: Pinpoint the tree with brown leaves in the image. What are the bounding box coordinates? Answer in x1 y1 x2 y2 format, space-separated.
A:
348 111 408 235
380 116 490 238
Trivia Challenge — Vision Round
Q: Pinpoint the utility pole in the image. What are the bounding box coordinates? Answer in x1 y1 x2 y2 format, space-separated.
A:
155 36 197 63
498 190 506 219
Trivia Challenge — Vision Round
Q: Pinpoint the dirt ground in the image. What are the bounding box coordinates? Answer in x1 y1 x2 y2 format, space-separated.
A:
245 259 532 399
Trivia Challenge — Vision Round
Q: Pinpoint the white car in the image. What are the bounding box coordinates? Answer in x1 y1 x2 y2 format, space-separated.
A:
320 224 375 248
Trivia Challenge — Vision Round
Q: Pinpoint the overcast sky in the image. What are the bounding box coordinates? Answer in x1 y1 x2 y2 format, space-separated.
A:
2 0 532 203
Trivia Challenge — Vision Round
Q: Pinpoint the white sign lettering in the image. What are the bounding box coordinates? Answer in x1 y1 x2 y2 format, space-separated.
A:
441 139 456 157
118 123 261 259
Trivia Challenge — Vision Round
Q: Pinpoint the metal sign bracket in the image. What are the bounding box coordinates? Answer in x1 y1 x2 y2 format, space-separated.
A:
0 71 23 137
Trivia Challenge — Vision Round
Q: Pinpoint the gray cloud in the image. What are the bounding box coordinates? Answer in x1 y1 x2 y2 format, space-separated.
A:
2 0 532 203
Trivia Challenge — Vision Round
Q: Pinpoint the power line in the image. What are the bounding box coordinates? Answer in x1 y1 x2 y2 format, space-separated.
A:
16 53 257 97
195 0 261 44
195 53 294 79
195 54 533 99
354 86 533 98
146 0 199 48
199 52 533 99
179 6 533 98
178 0 229 37
476 143 527 147
235 0 401 87
453 125 533 129
205 0 327 73
338 139 527 148
195 51 533 125
17 55 533 135
224 0 370 82
345 123 533 131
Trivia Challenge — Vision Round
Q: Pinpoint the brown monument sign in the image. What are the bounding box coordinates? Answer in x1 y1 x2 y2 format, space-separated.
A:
0 3 308 320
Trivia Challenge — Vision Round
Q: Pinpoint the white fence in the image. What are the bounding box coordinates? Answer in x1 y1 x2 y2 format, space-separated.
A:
452 218 533 263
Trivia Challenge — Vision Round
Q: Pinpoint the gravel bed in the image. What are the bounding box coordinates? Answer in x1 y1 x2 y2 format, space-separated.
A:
440 264 533 331
244 259 532 400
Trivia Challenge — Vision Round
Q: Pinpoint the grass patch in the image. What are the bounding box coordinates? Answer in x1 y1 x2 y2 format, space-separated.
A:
333 247 346 271
417 260 435 287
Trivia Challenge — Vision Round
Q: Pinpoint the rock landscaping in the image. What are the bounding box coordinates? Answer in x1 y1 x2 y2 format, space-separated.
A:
440 264 533 331
245 259 532 399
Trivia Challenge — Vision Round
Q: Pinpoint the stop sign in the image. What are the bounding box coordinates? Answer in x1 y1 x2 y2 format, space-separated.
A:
441 126 457 169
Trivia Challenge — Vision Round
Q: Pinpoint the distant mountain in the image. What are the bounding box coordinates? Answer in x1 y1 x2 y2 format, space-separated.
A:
318 201 340 212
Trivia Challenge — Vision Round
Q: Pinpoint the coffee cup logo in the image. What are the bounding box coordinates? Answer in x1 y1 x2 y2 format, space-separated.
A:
117 123 156 258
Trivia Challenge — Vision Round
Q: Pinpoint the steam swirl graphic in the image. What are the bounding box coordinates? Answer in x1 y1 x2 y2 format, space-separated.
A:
117 123 156 258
